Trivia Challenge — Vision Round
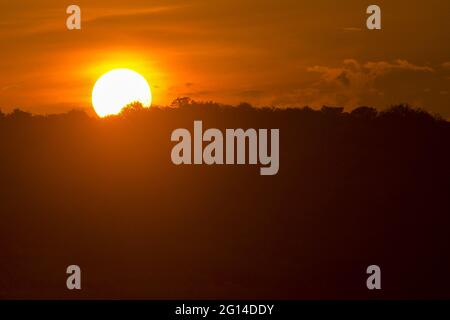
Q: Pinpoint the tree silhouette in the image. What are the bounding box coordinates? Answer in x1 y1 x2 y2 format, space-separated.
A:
8 108 32 120
0 99 448 300
351 106 378 120
119 101 146 116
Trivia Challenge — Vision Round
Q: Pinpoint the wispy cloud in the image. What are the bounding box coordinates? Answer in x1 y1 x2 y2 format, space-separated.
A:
343 27 362 32
85 5 189 25
442 62 450 70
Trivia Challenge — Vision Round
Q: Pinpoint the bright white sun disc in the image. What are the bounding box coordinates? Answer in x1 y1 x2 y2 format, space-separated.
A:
92 69 152 117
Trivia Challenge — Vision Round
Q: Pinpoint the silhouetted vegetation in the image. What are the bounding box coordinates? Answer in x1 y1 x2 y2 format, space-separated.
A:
0 100 449 299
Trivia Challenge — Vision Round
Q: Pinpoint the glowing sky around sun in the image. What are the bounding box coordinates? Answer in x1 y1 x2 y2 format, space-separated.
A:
0 0 449 117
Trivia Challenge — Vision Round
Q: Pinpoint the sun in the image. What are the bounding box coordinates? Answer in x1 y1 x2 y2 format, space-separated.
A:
92 68 152 117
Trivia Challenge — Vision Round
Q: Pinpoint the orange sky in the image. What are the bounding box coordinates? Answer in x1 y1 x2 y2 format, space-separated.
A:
0 0 449 117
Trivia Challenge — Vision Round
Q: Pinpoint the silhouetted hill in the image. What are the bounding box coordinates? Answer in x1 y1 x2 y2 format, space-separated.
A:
0 101 449 299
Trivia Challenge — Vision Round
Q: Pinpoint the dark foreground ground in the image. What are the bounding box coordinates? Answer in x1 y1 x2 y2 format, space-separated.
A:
0 102 449 299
